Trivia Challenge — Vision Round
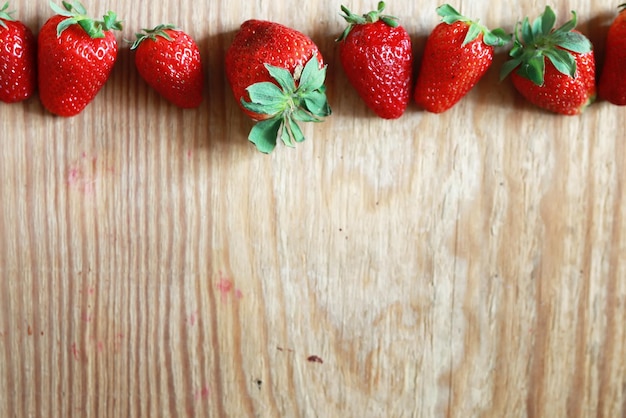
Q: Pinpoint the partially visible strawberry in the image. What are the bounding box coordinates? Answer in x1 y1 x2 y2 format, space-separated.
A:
500 6 596 115
598 4 626 105
38 1 122 116
225 19 331 153
131 24 203 109
0 2 36 103
336 1 413 119
414 4 510 113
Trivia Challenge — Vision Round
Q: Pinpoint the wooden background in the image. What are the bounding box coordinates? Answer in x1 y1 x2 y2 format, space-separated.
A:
1 1 625 417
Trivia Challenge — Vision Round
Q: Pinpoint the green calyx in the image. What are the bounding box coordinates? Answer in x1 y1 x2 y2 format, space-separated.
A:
242 55 332 154
437 4 511 47
130 24 176 50
0 2 15 29
336 1 399 42
50 1 122 39
500 5 592 86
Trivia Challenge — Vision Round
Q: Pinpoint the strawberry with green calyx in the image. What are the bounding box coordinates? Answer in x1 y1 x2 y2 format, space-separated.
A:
413 4 511 113
225 19 331 154
131 24 204 109
336 1 413 119
0 2 36 103
598 4 626 105
500 6 595 115
38 1 122 117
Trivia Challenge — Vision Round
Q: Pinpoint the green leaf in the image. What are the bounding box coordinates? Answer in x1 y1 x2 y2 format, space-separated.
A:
241 99 286 117
531 14 543 38
265 64 296 93
303 90 331 116
292 108 322 123
0 2 15 26
103 11 122 31
298 56 326 92
484 28 512 47
500 57 522 81
521 17 533 44
556 31 591 53
522 54 546 86
281 122 294 147
78 18 104 38
245 82 287 110
56 17 77 36
541 5 556 35
437 4 463 24
556 11 577 33
508 40 524 59
50 1 74 17
463 23 481 45
544 48 576 77
70 1 87 15
288 118 305 143
248 118 282 154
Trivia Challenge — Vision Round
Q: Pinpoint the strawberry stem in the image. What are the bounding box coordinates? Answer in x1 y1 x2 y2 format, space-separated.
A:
50 0 122 38
336 1 399 42
241 56 331 153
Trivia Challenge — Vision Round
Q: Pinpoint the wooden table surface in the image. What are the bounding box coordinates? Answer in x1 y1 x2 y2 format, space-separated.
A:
1 1 625 417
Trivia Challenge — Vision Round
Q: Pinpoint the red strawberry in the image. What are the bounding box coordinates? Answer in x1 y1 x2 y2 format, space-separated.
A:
598 5 626 105
131 24 203 109
38 1 122 117
0 2 36 103
336 1 413 119
225 19 331 153
414 4 510 113
500 6 596 115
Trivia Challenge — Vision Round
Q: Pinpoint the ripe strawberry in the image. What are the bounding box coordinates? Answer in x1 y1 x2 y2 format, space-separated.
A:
0 2 36 103
414 4 510 113
225 19 331 153
38 1 122 116
598 4 626 105
500 6 595 115
336 1 413 119
131 24 203 109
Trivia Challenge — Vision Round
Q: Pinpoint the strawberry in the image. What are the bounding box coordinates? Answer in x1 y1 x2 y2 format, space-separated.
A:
414 4 510 113
336 1 413 119
0 2 36 103
225 19 331 153
38 1 122 117
500 6 595 115
131 24 203 109
598 4 626 105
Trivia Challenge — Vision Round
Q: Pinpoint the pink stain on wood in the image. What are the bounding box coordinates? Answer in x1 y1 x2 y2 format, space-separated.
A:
66 153 115 195
216 271 244 301
216 274 233 301
71 343 82 361
194 386 210 402
188 311 198 326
